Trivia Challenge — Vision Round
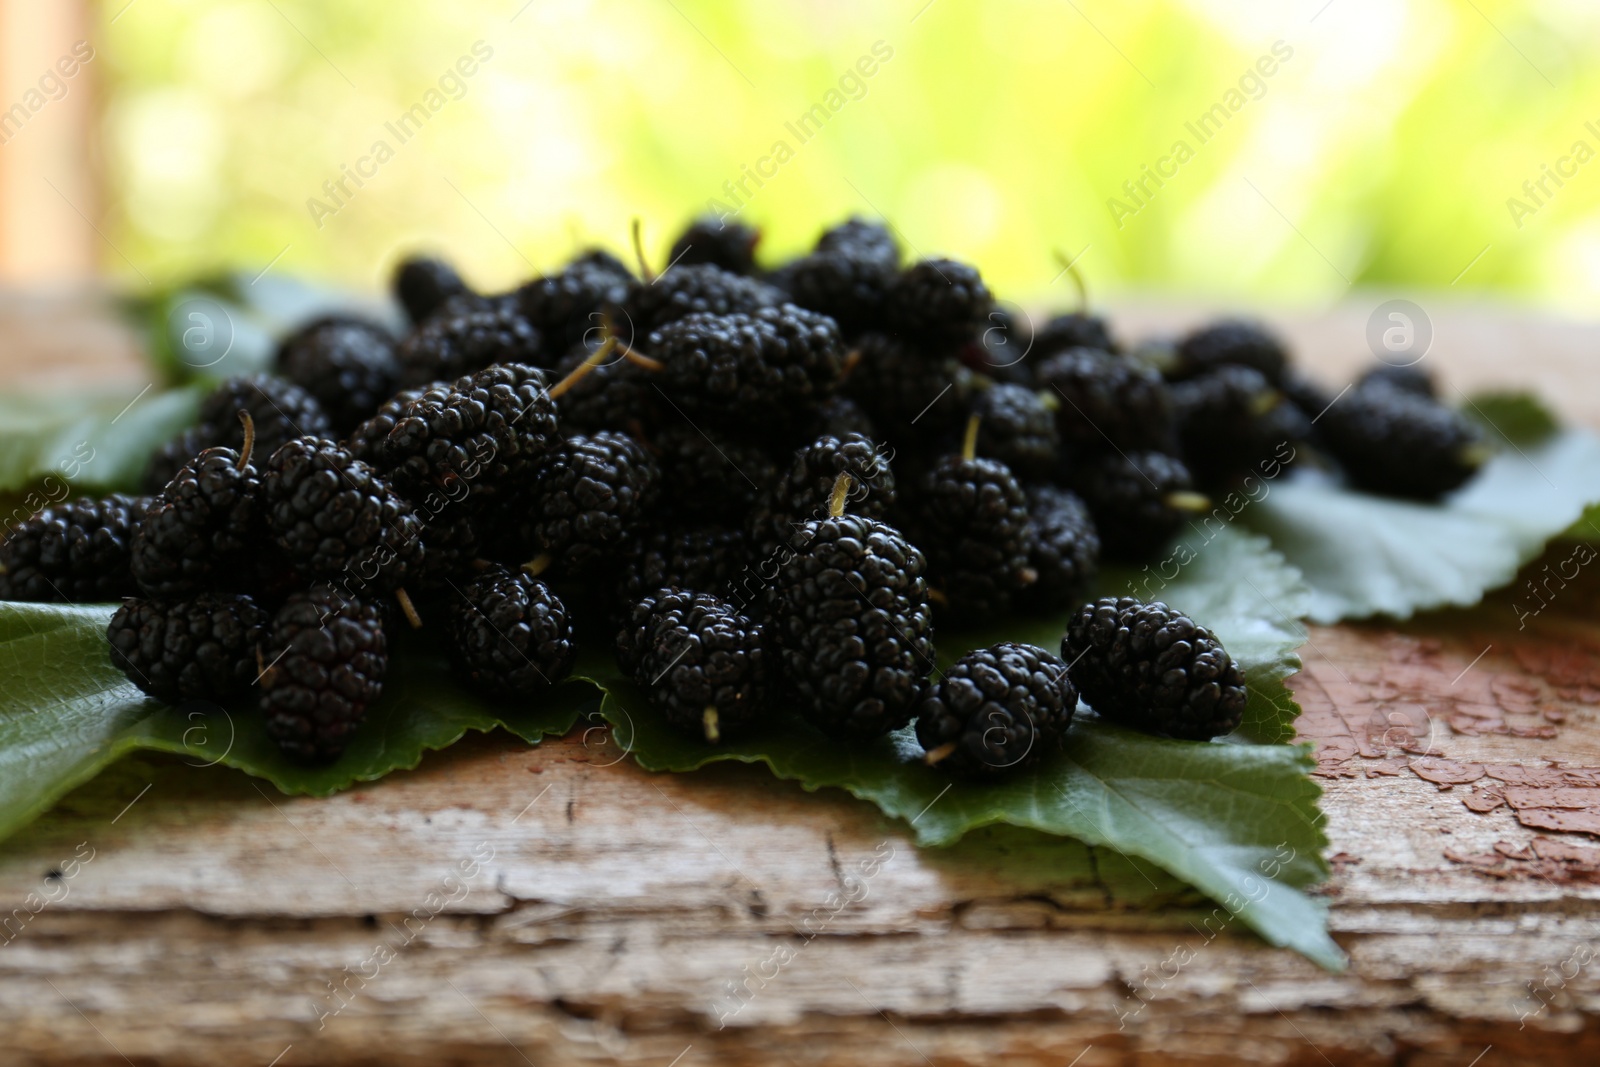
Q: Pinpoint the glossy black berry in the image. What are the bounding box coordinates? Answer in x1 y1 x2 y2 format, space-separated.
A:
1020 485 1100 614
844 332 977 443
909 455 1033 621
763 514 935 738
260 585 388 762
650 423 780 524
107 592 268 704
668 217 761 275
144 376 332 492
518 431 659 574
380 363 559 504
885 258 994 349
1035 347 1175 454
0 495 146 603
617 588 766 742
1064 597 1247 741
261 437 423 592
1172 320 1289 384
915 643 1077 776
648 305 845 430
617 524 749 618
1069 452 1202 563
618 263 783 340
448 565 576 698
747 433 896 559
395 300 543 388
1171 365 1309 487
130 446 261 600
1357 363 1436 398
1320 381 1488 500
515 256 632 357
274 316 400 432
783 218 899 337
549 339 665 436
970 383 1060 479
393 255 470 325
1032 311 1118 357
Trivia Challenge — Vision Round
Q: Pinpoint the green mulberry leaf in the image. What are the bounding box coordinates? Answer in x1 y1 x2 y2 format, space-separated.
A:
0 602 592 845
1242 414 1600 622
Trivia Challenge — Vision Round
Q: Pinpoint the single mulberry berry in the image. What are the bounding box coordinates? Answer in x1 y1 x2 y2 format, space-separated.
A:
131 437 261 601
783 250 894 337
885 258 994 349
516 431 659 575
1319 381 1489 499
395 300 543 387
448 565 575 698
515 256 632 357
274 316 400 433
1279 370 1335 422
260 584 388 762
909 435 1034 621
616 524 749 618
668 217 761 275
261 437 423 592
916 643 1077 775
1020 484 1100 614
0 495 146 603
393 254 470 325
972 307 1035 387
747 432 896 559
617 588 766 742
845 332 977 443
782 219 897 336
1064 597 1246 740
1035 347 1175 454
815 217 900 266
1032 310 1118 357
144 376 333 491
970 383 1060 479
1069 452 1206 563
618 263 783 340
344 385 431 468
648 305 846 430
1357 363 1436 398
381 363 559 504
650 422 780 524
1171 365 1309 487
764 505 935 738
107 592 268 704
549 339 665 436
1172 320 1288 384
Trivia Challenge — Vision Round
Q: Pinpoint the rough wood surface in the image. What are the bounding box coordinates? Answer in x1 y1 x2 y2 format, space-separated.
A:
2 292 1599 1066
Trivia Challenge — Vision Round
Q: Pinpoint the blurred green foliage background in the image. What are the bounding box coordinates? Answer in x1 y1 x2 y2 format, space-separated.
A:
99 0 1600 309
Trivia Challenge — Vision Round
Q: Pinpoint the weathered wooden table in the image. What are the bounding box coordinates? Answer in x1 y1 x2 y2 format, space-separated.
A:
2 291 1598 1066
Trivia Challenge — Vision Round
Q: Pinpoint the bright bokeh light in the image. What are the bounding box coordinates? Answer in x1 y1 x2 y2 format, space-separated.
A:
97 0 1600 309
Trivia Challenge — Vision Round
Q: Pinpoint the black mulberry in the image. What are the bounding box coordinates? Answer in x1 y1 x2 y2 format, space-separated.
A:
916 643 1077 775
1063 597 1247 741
1319 380 1488 499
260 584 388 762
617 588 765 742
885 258 994 349
395 300 543 388
763 513 936 738
274 316 400 432
107 592 268 703
0 495 146 603
448 565 576 698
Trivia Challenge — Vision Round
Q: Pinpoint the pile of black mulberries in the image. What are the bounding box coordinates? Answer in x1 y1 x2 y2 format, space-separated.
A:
0 213 1497 771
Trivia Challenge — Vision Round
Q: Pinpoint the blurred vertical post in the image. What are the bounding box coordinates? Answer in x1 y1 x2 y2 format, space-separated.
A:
0 0 97 282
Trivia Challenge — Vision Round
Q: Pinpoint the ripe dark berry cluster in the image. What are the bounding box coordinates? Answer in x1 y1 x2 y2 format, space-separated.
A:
0 212 1498 774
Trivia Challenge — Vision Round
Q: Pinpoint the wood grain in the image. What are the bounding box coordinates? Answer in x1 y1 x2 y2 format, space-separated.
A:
3 292 1600 1065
